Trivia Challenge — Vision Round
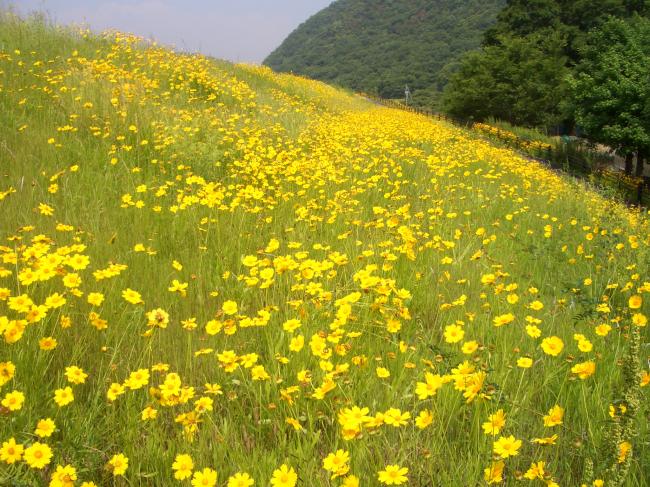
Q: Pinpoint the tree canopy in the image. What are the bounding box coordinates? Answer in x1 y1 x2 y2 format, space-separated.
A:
443 33 568 127
264 0 505 107
444 0 649 128
569 16 650 174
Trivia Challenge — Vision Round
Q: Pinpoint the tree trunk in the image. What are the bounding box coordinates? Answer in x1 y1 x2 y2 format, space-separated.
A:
624 153 634 175
635 153 645 178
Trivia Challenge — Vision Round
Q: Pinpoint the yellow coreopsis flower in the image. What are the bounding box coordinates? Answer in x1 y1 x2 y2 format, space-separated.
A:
270 464 297 487
378 465 408 485
628 295 642 309
227 472 254 487
1 390 25 411
493 435 522 458
571 360 596 379
0 437 24 464
108 453 128 476
24 442 53 469
543 405 564 427
53 387 74 407
482 409 506 436
540 336 564 356
172 453 194 480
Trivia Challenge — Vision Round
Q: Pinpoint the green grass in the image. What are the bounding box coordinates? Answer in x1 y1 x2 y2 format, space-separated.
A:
0 12 649 487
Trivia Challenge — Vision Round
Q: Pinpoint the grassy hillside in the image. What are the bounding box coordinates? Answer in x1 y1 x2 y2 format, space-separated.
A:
1 12 649 487
264 0 505 107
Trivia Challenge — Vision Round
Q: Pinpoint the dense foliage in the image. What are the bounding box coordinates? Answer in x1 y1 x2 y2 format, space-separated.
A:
444 0 649 128
569 16 650 175
264 0 504 107
443 32 568 127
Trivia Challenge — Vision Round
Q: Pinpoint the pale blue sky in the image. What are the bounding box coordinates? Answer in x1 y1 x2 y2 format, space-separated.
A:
10 0 333 63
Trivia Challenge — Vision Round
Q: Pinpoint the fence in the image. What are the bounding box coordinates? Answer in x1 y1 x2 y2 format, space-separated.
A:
362 94 649 208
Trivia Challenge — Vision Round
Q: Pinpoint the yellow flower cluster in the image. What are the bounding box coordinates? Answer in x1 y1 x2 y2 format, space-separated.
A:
0 13 648 486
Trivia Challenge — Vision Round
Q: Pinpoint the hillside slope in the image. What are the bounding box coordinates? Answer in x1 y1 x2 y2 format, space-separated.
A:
1 13 649 486
264 0 505 106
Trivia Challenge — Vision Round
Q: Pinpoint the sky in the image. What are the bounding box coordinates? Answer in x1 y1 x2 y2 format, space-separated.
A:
10 0 333 63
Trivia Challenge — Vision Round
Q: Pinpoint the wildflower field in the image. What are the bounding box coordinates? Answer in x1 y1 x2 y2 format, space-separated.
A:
1 14 649 487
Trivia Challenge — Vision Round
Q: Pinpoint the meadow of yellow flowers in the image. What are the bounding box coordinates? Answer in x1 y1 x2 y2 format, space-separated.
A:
0 13 649 487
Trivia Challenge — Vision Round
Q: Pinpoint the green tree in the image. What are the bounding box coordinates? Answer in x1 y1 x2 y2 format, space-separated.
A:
484 0 647 62
443 33 568 127
264 0 505 108
569 16 650 175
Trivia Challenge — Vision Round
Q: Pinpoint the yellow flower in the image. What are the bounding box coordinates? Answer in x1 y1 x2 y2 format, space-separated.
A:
492 435 522 458
87 292 105 306
415 409 434 429
222 300 238 315
376 367 390 378
506 293 519 304
289 335 304 352
632 313 647 327
641 371 650 387
493 313 515 327
577 338 593 353
227 472 254 487
50 464 77 486
270 464 297 487
618 441 632 463
322 449 350 478
517 357 533 368
378 465 408 485
65 365 88 384
125 368 150 389
192 468 218 487
483 461 504 484
532 434 558 446
146 308 170 329
141 406 158 420
461 340 479 354
543 405 564 427
524 461 546 480
571 360 596 379
0 361 15 386
45 292 66 308
107 382 126 402
168 279 188 296
1 390 25 411
35 418 56 438
526 324 542 338
122 288 143 305
108 453 128 476
172 454 194 480
628 295 642 309
383 408 410 427
482 409 506 436
444 323 464 343
54 387 74 407
251 365 270 381
62 273 81 288
24 442 53 469
540 336 564 356
342 475 360 487
595 324 612 336
0 437 24 464
282 318 302 332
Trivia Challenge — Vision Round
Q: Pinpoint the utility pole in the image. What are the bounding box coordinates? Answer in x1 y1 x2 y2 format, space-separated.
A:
404 85 412 106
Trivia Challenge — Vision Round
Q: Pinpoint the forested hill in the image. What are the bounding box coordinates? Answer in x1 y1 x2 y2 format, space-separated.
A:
264 0 505 107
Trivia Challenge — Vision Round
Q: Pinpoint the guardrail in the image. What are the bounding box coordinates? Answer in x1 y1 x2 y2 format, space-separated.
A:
362 94 649 208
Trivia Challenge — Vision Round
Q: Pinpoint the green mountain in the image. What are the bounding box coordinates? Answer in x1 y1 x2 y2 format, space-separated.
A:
264 0 505 107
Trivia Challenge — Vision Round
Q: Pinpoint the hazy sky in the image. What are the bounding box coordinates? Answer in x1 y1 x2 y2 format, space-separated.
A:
10 0 333 63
